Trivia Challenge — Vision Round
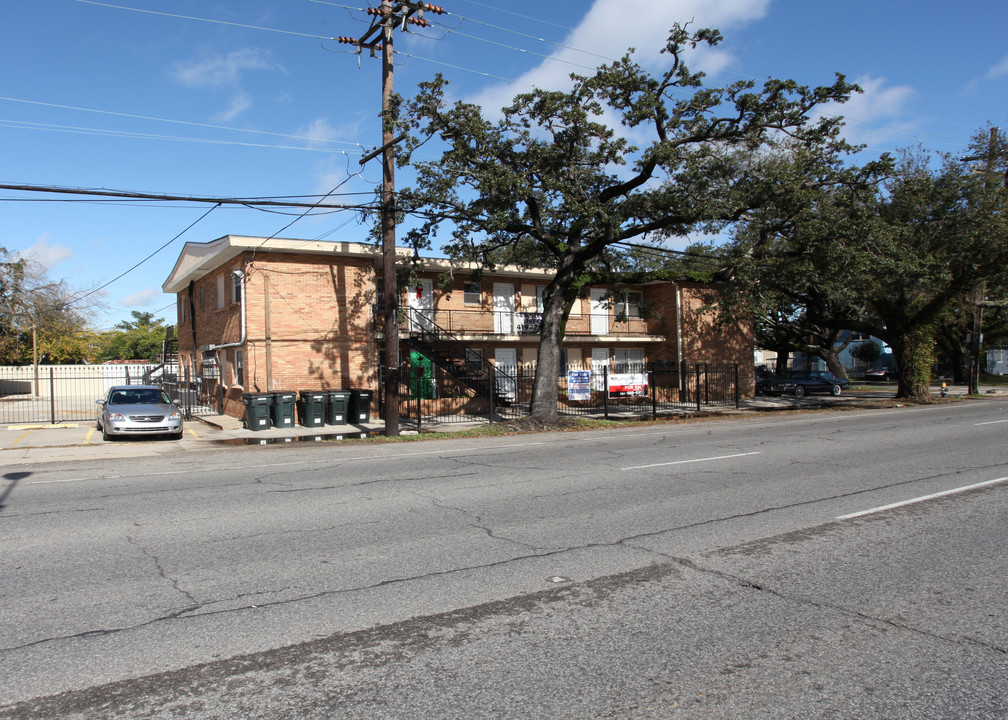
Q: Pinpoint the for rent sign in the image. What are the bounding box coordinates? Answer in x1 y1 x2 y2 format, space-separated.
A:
608 372 648 398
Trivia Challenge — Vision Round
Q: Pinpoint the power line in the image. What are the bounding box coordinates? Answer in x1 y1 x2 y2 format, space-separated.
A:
72 0 336 40
0 182 380 211
0 96 367 150
69 204 222 308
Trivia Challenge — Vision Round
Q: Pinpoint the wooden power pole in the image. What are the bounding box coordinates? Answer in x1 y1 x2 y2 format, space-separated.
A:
341 2 445 437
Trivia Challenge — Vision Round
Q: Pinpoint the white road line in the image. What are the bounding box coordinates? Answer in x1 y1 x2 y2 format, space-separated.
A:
622 451 760 471
837 477 1008 520
974 419 1008 426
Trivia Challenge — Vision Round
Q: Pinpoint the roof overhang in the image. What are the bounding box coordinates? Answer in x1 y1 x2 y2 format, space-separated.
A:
162 235 380 294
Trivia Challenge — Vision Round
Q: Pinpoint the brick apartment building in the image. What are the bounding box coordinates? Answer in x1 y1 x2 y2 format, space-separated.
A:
162 235 753 420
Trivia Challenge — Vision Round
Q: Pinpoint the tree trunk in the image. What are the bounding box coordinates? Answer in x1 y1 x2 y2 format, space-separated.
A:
891 327 935 400
819 348 848 380
528 280 569 423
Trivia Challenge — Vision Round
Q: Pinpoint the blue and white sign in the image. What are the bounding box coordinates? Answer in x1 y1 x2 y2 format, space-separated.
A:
567 370 591 401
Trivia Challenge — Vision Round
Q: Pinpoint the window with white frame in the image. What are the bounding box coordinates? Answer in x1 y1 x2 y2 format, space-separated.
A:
614 348 645 372
615 291 642 320
216 275 225 309
234 349 244 387
464 281 481 305
231 271 242 304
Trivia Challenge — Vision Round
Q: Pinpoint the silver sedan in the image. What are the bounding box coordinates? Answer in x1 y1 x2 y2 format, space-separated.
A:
96 385 183 440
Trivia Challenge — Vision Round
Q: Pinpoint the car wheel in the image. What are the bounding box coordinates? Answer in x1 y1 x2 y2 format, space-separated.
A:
101 423 112 441
831 384 842 396
793 384 806 397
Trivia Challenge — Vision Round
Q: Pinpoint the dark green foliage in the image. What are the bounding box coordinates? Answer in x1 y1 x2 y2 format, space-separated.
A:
392 23 857 420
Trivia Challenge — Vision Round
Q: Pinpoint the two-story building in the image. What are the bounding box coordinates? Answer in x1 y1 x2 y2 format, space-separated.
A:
162 235 753 420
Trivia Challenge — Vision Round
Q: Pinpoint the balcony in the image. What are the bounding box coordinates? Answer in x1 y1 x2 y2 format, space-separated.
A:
376 307 662 339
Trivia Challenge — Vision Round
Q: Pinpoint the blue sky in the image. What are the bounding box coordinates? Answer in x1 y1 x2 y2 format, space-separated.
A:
3 0 1006 331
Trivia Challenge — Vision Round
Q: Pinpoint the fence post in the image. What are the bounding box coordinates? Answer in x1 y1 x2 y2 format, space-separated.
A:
49 367 56 424
735 363 740 409
604 366 609 419
704 363 710 405
650 363 656 420
695 364 701 412
489 365 496 425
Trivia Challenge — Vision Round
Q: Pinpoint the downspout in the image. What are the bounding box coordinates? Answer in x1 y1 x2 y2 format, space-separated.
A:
674 282 683 391
207 270 247 408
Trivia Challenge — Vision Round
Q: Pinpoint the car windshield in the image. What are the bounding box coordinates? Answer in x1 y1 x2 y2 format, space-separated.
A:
109 389 166 405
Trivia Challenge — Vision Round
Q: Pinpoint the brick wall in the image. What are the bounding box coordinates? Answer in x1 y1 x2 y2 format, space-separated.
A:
174 254 755 418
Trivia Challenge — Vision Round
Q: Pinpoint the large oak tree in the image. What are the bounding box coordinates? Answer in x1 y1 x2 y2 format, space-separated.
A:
392 24 858 421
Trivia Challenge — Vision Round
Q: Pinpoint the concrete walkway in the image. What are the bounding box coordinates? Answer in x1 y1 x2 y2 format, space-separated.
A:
2 383 1003 465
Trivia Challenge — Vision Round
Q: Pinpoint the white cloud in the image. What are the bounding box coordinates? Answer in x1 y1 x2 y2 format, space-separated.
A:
988 55 1008 78
119 288 161 308
816 75 915 148
467 0 770 113
14 234 74 270
297 118 346 147
170 48 281 88
211 93 253 123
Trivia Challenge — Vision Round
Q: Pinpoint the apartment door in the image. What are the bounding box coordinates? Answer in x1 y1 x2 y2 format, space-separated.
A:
409 278 434 332
591 347 609 391
493 283 516 334
495 347 517 400
590 288 609 335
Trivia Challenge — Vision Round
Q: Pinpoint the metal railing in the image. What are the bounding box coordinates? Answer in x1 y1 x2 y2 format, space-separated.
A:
0 364 213 425
383 361 740 429
383 306 657 337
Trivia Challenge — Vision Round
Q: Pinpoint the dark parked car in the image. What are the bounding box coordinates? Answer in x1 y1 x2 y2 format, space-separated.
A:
96 385 183 441
761 370 849 397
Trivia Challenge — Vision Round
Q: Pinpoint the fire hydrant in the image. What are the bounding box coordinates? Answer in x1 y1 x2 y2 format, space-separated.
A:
940 381 948 398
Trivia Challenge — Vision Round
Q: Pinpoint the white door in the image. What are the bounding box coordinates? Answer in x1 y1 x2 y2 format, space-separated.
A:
409 278 434 332
591 347 609 391
495 347 517 399
493 283 516 334
590 288 609 335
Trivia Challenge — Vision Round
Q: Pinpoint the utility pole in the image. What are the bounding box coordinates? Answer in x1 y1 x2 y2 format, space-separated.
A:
340 1 445 436
963 127 1001 395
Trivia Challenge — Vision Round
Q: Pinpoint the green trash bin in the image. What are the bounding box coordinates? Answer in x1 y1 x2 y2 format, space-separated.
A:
297 390 326 428
242 393 273 431
349 389 373 423
271 391 296 429
326 391 350 425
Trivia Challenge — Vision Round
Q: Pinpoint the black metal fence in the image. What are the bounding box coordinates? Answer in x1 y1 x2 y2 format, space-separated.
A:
388 361 740 430
0 364 212 425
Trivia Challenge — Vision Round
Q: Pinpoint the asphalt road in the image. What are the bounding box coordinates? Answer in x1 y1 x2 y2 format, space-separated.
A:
1 399 1006 718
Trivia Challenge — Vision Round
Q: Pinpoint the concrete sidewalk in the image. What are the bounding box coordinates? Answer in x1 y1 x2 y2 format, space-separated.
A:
2 384 1003 464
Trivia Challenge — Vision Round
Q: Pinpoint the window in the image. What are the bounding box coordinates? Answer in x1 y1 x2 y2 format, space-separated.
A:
179 297 187 323
231 271 242 304
234 349 244 387
614 348 645 372
199 286 205 310
464 281 481 305
615 291 642 319
465 348 483 372
216 276 225 309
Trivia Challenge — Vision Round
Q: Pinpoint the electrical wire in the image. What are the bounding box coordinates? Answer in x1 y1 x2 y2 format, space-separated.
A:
0 96 367 151
68 203 222 308
73 0 336 40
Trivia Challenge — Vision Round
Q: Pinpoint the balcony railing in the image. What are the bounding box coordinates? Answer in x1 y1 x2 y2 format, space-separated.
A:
378 307 658 337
